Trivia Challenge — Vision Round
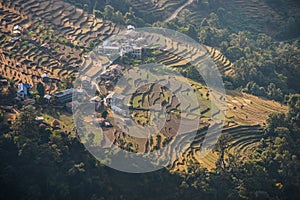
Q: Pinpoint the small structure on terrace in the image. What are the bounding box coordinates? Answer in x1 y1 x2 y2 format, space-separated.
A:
17 83 31 100
13 25 22 35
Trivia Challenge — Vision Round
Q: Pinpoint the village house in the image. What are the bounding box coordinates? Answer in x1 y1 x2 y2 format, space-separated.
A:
127 25 136 30
99 28 143 60
13 25 22 35
52 88 85 104
0 79 8 87
52 88 74 104
17 83 31 100
43 94 52 102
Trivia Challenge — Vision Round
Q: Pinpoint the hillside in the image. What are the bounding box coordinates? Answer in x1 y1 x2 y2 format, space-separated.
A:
0 0 120 93
0 0 299 199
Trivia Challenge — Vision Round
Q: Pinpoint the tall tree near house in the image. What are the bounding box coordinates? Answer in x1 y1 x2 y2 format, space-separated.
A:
214 133 231 171
12 106 38 138
36 82 45 98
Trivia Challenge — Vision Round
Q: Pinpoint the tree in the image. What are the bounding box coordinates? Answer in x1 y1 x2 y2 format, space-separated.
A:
103 5 114 20
12 105 38 137
0 109 3 123
214 134 231 171
36 82 45 98
101 110 108 119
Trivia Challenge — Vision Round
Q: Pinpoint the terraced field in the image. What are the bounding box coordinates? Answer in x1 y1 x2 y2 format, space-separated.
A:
101 78 287 172
82 62 286 172
152 36 235 76
0 0 120 92
0 0 289 174
169 86 287 172
182 0 300 35
77 28 287 172
128 0 187 22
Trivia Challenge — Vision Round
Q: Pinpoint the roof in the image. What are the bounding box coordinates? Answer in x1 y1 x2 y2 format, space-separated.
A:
103 46 120 50
53 88 74 98
0 79 8 83
17 83 30 95
35 117 44 121
13 25 22 31
41 73 49 78
127 25 136 30
44 94 51 100
13 30 21 34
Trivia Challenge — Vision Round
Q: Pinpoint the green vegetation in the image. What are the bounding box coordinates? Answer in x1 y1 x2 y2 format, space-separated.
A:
160 11 300 102
180 95 300 199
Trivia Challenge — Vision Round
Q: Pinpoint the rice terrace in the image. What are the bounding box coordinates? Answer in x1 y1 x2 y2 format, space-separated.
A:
0 0 299 199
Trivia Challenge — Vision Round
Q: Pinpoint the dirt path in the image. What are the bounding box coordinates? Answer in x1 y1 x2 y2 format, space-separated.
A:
164 0 194 22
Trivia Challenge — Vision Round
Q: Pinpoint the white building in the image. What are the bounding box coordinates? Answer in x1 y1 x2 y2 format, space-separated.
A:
127 25 136 30
13 25 22 35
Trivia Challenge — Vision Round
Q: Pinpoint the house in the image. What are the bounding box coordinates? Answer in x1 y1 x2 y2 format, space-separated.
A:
131 46 142 59
17 83 30 100
0 79 8 87
120 44 142 59
13 25 22 35
44 94 52 102
127 25 136 30
102 45 120 55
35 116 44 123
52 88 74 104
52 89 86 104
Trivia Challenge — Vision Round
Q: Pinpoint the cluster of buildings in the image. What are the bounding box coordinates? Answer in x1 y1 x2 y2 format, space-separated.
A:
98 25 145 60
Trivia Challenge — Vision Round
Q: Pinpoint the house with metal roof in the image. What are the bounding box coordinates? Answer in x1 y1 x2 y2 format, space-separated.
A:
52 88 74 104
17 83 30 100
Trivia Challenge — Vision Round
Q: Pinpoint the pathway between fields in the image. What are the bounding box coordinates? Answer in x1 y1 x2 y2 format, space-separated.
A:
164 0 194 22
